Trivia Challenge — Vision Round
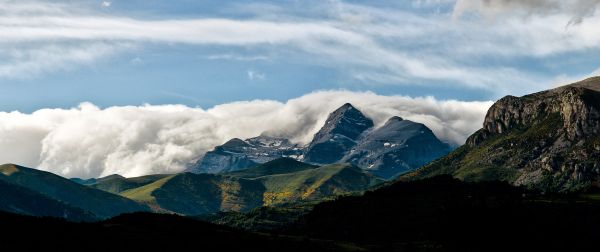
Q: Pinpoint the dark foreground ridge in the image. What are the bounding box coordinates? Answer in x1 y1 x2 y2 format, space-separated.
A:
3 176 600 251
0 211 359 252
289 176 600 251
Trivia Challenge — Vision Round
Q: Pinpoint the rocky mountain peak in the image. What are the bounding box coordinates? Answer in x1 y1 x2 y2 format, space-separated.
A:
413 77 600 192
383 116 404 126
468 77 600 146
303 104 374 164
319 103 374 140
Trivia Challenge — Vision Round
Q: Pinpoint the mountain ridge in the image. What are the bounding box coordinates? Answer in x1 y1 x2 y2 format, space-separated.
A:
189 103 450 179
404 77 600 192
0 164 149 218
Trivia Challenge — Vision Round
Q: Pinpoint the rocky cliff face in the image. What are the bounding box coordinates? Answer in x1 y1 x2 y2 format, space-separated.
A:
409 77 600 192
302 103 374 164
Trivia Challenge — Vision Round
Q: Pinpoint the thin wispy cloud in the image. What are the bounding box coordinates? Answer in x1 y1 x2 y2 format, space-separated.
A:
453 0 600 25
247 70 266 81
206 54 269 61
1 0 598 95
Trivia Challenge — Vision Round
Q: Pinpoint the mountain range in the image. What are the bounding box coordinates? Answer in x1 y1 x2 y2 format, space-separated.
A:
1 77 600 251
189 103 451 179
78 158 381 215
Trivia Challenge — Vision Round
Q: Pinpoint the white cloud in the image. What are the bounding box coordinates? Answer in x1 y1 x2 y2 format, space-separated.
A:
3 1 598 94
0 43 128 79
206 54 269 61
453 0 600 25
101 1 111 8
0 91 492 179
0 1 597 96
247 70 266 80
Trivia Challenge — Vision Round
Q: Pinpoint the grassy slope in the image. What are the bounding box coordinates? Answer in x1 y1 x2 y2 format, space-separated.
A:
121 173 265 215
0 164 148 218
89 174 171 194
259 163 381 205
0 179 96 221
119 175 176 212
226 158 318 178
118 160 381 215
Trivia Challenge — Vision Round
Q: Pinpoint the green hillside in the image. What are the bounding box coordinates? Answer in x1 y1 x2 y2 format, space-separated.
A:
117 159 382 215
259 163 381 205
227 158 318 178
120 173 265 215
0 179 96 221
86 174 171 194
0 164 149 218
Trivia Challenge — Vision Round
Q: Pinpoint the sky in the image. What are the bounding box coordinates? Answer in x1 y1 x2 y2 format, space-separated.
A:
1 0 600 178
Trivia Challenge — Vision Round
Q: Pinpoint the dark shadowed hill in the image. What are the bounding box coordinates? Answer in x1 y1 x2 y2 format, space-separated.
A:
0 179 95 221
0 211 362 252
289 176 600 251
0 164 148 218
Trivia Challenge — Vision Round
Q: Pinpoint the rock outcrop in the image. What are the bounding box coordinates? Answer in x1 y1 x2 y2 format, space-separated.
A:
408 77 600 192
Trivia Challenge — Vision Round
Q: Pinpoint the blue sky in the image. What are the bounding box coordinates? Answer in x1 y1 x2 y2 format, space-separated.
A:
2 0 600 177
1 0 600 112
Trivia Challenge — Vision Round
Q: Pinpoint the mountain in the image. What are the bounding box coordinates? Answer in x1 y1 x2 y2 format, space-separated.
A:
73 174 171 194
188 103 449 180
404 77 600 192
303 103 374 164
0 164 149 218
226 157 318 178
258 163 381 205
118 158 380 215
188 136 302 174
0 179 95 221
342 116 451 179
119 173 265 214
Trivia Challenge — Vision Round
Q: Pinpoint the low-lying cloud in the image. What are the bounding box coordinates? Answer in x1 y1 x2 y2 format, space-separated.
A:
0 91 492 179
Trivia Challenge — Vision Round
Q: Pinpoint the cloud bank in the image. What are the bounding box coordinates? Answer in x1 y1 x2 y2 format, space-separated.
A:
0 91 492 179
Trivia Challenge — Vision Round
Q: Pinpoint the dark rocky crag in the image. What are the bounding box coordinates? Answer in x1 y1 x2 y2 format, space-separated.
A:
407 76 600 192
303 103 374 164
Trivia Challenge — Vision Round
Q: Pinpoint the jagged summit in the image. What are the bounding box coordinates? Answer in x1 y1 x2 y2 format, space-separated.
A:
303 103 374 164
320 103 373 139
